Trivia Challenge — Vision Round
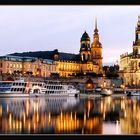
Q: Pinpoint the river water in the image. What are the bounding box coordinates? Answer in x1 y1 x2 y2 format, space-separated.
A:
0 95 139 134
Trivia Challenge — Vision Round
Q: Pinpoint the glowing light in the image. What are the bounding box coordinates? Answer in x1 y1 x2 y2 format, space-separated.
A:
16 121 19 130
36 102 38 112
28 122 31 132
9 113 12 124
61 111 63 121
116 120 119 134
124 111 127 118
49 112 51 123
0 105 2 116
26 100 29 116
74 112 76 120
71 112 73 121
84 111 86 125
37 113 39 123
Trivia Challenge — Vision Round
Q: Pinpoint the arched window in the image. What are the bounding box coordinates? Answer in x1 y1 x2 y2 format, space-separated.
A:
88 54 90 60
83 54 85 61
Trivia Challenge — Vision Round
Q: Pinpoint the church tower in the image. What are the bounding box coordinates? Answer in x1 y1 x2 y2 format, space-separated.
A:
133 16 140 56
80 31 91 63
91 19 103 73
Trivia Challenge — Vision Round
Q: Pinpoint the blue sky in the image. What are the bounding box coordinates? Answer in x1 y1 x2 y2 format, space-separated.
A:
0 6 140 65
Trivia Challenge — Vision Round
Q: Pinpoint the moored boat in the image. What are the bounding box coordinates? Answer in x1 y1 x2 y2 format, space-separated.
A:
127 90 140 96
100 88 113 96
0 79 80 97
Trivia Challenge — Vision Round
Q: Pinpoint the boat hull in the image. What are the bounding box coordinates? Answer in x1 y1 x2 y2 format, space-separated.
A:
100 89 113 96
127 91 140 96
0 92 79 98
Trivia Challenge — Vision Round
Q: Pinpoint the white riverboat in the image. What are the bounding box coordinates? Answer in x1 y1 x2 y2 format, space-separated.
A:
127 90 140 96
0 79 80 97
100 88 113 96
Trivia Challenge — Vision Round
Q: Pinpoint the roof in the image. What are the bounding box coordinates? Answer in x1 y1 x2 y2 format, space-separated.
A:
0 54 54 64
81 31 90 41
9 50 80 62
85 78 94 84
10 51 55 60
59 52 80 61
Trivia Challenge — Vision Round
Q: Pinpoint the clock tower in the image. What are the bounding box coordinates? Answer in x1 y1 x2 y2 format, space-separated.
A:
91 19 103 74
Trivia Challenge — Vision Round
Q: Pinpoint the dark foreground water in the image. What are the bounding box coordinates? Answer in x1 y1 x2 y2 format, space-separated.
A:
0 95 140 134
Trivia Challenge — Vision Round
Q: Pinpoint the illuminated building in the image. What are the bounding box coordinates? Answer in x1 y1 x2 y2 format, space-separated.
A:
120 16 140 86
0 55 56 77
0 20 103 78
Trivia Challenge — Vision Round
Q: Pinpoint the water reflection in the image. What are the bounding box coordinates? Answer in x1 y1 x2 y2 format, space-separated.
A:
0 95 140 134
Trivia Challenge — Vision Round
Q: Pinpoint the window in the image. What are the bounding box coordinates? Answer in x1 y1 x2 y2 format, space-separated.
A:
10 64 12 68
0 63 2 68
83 54 85 61
7 63 9 68
138 49 140 54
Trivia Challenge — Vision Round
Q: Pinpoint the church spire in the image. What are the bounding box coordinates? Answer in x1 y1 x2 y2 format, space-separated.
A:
94 18 98 33
137 15 140 26
95 18 97 29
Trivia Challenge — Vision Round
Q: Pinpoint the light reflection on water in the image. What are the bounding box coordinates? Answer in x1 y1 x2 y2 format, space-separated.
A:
0 95 140 134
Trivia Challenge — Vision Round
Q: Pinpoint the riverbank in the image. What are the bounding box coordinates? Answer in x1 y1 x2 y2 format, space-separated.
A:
79 93 126 98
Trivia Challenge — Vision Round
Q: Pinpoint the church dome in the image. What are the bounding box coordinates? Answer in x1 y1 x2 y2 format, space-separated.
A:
81 31 90 41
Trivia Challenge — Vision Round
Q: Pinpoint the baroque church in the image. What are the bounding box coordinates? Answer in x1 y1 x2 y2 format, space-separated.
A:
0 20 103 78
120 16 140 86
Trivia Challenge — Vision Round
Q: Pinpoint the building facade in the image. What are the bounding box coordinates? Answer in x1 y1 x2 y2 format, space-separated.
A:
0 21 103 78
119 16 140 86
0 55 56 77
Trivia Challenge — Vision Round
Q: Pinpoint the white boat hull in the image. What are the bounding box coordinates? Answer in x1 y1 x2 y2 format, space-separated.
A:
0 92 79 98
0 79 80 98
100 89 113 96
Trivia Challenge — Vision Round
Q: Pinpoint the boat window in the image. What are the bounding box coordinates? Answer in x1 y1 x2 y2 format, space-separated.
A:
14 88 17 91
11 88 14 91
13 83 15 86
17 88 19 91
20 88 22 91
